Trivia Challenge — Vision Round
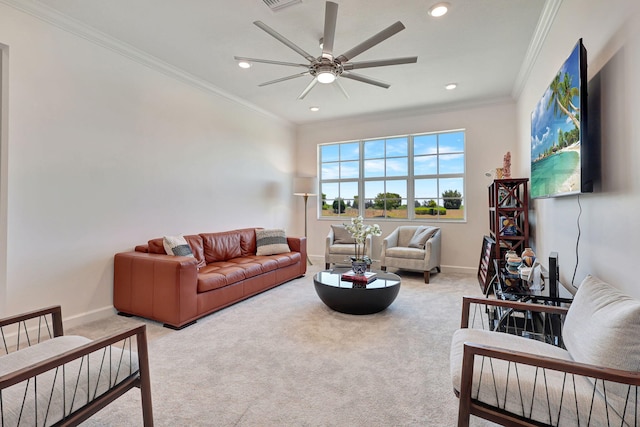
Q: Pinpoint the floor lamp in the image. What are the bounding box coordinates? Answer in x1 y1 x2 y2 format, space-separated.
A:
294 177 317 265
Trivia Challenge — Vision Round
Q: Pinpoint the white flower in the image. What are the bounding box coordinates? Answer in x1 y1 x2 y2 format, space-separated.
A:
343 216 382 261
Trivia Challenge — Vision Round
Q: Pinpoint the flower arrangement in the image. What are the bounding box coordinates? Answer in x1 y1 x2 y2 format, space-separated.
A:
344 216 382 264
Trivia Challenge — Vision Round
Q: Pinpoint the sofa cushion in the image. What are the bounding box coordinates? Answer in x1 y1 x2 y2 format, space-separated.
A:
408 226 438 249
256 229 290 256
563 274 640 397
246 256 279 272
332 224 355 244
201 231 242 263
237 228 259 256
148 235 206 268
163 235 195 257
197 266 246 293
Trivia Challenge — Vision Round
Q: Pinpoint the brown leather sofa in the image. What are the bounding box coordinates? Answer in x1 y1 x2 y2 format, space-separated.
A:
114 228 306 329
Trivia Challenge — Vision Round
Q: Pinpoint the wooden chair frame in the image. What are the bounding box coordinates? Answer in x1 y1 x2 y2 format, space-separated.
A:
455 297 640 427
0 306 153 426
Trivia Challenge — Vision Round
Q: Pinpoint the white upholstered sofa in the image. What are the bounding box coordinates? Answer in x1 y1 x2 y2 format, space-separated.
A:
380 225 441 283
450 275 640 426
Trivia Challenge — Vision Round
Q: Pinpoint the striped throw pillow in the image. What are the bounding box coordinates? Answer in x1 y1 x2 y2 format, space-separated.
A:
256 229 290 256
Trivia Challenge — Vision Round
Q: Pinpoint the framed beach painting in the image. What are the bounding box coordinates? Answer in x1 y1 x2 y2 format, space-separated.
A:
530 39 589 198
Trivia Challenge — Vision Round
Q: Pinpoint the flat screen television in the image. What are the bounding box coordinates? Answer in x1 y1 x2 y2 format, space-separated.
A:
530 39 594 198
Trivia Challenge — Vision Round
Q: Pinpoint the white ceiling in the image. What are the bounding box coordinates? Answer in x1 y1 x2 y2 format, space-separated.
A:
26 0 549 124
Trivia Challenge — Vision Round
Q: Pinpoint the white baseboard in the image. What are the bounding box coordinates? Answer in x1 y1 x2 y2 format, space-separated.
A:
63 305 116 330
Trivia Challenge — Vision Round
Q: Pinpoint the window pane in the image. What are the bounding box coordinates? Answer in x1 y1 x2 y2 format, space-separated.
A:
364 180 385 199
340 161 359 179
340 142 359 161
321 182 338 199
414 134 437 155
321 144 339 162
364 159 384 178
364 140 384 159
415 179 438 199
386 137 408 157
386 158 408 177
439 132 464 153
340 181 358 200
386 180 407 198
414 155 437 175
439 153 464 174
322 163 339 180
440 177 464 195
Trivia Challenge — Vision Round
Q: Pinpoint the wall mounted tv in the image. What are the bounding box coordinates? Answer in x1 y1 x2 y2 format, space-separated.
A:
530 39 595 198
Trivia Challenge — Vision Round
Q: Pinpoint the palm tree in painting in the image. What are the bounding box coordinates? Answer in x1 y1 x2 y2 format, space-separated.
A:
546 72 579 128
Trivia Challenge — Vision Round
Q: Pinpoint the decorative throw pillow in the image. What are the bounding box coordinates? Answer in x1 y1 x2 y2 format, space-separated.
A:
163 235 195 257
256 229 291 256
408 226 438 249
331 224 356 244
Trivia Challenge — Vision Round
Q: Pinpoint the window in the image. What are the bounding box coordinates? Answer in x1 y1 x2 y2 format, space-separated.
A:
319 130 465 221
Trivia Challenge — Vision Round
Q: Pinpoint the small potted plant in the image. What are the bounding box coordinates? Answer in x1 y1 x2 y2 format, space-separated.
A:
344 216 382 275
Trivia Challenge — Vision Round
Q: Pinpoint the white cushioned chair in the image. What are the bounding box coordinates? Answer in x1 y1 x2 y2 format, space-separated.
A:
325 224 372 269
380 226 441 283
450 275 640 427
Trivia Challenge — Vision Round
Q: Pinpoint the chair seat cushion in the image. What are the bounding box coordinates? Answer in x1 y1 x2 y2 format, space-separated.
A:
385 247 424 260
0 336 139 427
328 244 358 255
450 328 630 426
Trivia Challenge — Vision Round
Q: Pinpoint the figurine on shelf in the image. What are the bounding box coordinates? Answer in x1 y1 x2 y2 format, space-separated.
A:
502 151 511 178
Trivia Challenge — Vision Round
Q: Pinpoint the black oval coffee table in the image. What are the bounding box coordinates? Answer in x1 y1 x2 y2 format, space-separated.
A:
313 269 401 315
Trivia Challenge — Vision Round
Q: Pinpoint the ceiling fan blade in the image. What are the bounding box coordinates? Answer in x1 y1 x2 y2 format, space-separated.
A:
254 21 316 63
343 56 418 70
322 1 339 60
341 72 390 89
334 79 350 99
298 78 319 100
259 72 310 87
335 21 406 63
234 56 309 68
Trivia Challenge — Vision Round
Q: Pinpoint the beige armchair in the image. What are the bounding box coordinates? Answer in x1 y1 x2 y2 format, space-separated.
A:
380 226 441 283
325 224 372 269
450 275 640 426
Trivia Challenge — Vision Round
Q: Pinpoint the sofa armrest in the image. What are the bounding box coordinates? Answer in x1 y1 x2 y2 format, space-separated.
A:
460 296 570 329
0 306 64 342
114 252 199 328
380 229 399 265
286 236 307 275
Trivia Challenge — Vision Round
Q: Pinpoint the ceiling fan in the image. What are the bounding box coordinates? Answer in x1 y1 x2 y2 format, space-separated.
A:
234 1 418 100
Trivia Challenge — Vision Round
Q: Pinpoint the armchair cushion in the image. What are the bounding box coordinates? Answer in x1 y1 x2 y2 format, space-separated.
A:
408 226 438 249
331 224 355 244
562 274 640 397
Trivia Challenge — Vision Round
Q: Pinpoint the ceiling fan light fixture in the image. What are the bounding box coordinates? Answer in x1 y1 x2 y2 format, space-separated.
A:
445 82 457 90
428 2 449 17
238 60 252 69
317 70 337 84
309 106 320 112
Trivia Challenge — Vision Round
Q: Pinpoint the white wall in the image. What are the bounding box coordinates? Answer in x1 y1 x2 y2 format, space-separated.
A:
296 101 518 271
0 4 296 322
516 0 640 298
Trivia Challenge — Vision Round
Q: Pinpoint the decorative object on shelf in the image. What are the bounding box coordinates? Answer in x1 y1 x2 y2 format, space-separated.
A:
504 249 517 261
521 247 536 267
495 167 504 179
344 216 381 274
502 151 511 178
499 216 517 236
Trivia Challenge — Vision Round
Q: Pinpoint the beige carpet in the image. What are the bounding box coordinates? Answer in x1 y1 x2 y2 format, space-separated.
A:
72 265 496 426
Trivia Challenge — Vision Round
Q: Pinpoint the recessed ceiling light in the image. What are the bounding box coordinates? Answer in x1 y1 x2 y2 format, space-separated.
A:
445 83 457 90
309 106 320 112
428 2 449 17
238 61 252 69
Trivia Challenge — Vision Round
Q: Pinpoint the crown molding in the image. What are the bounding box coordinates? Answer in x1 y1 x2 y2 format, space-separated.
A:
511 0 563 100
0 0 292 126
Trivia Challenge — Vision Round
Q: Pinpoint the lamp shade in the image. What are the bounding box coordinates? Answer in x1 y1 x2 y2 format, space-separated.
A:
293 177 317 196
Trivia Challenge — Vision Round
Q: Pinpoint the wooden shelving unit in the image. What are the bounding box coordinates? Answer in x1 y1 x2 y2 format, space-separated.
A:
488 178 530 260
